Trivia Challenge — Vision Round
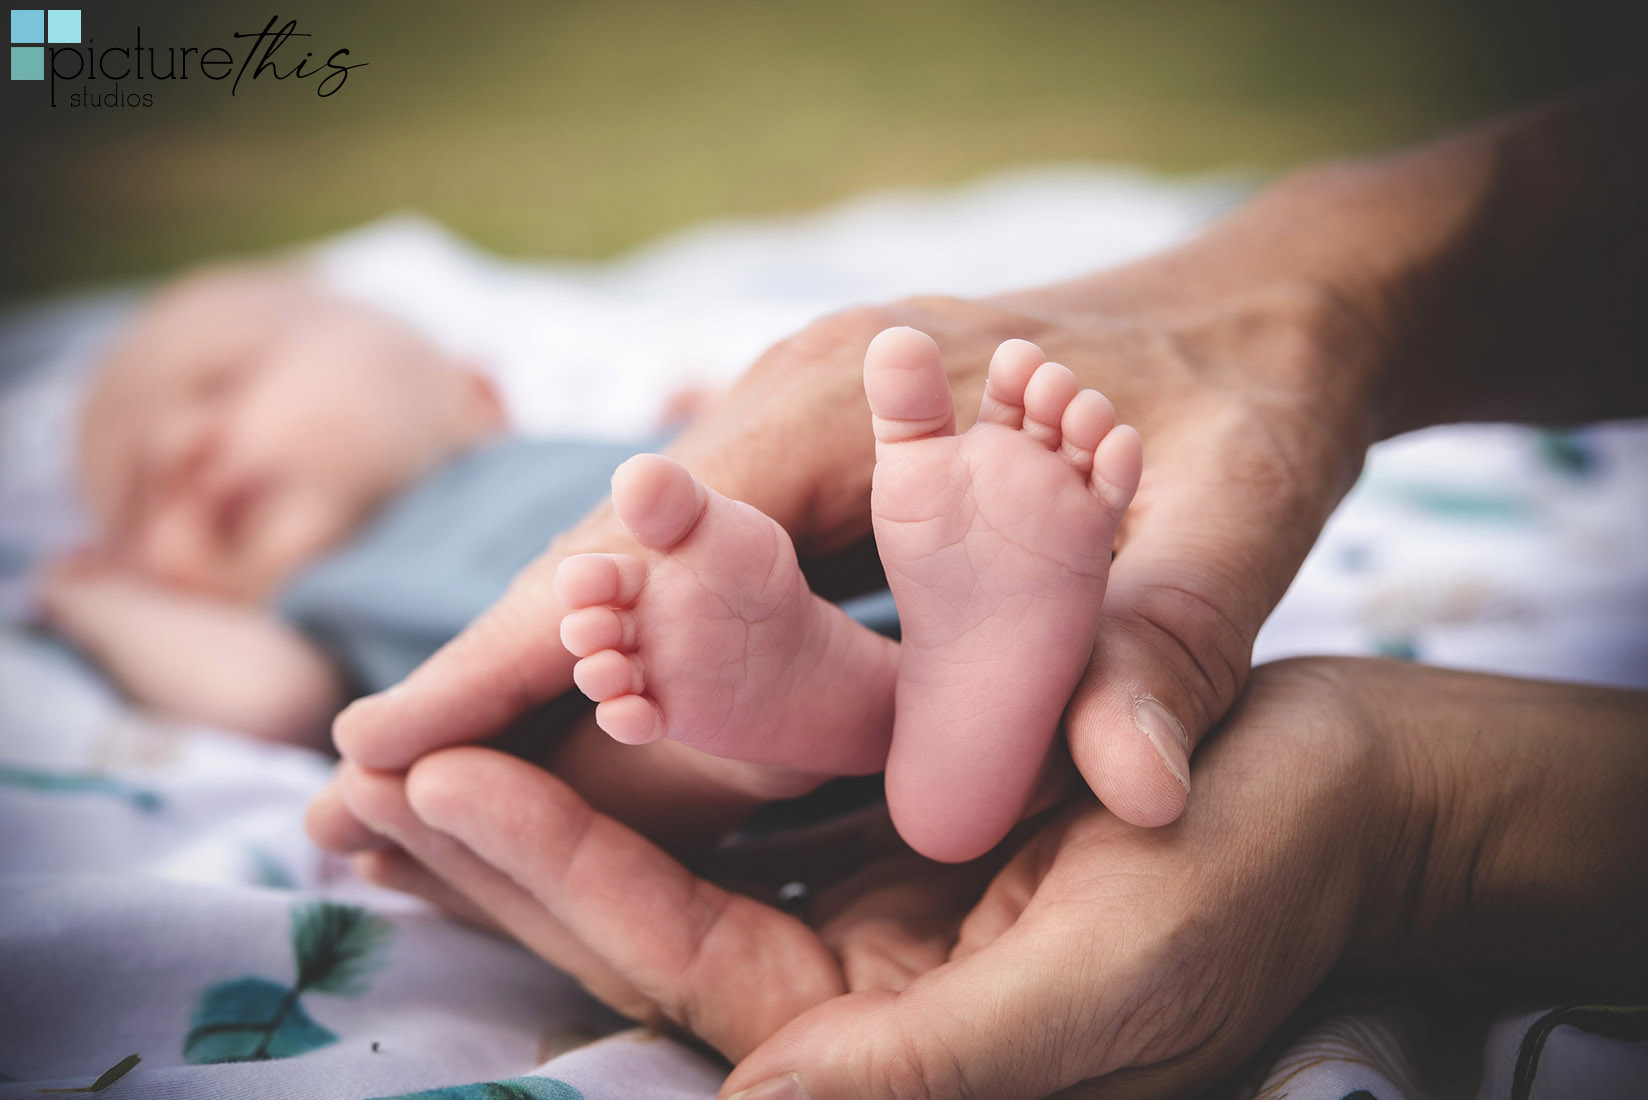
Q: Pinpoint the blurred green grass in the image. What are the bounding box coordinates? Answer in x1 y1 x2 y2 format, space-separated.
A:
1 0 1639 295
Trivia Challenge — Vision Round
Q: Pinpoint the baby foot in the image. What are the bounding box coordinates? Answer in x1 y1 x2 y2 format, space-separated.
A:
557 454 897 775
866 327 1142 862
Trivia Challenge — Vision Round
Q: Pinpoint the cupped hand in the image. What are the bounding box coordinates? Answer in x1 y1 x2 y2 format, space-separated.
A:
331 255 1383 829
329 658 1429 1099
330 741 1002 1059
722 659 1408 1099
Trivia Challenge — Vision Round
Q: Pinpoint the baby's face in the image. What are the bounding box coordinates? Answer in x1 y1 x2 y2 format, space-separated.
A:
80 268 502 600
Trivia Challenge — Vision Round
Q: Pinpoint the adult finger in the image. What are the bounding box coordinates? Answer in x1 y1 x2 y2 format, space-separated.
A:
352 846 506 935
1068 406 1336 826
540 715 826 854
404 746 845 1059
305 775 393 853
333 759 655 1023
332 510 627 770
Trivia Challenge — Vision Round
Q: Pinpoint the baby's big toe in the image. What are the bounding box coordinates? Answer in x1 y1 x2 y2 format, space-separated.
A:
611 454 708 551
864 326 956 443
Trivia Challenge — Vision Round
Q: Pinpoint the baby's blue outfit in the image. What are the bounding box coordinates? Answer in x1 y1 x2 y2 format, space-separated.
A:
277 437 897 695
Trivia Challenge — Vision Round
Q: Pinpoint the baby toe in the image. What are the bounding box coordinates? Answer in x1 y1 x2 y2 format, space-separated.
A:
1090 423 1144 515
1021 361 1080 449
572 649 645 703
555 553 647 609
560 606 635 658
595 694 665 745
1058 389 1118 472
976 338 1045 428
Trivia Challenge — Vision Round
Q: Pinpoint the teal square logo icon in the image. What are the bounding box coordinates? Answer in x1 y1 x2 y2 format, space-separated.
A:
11 43 42 79
45 7 76 42
10 9 44 42
11 8 75 79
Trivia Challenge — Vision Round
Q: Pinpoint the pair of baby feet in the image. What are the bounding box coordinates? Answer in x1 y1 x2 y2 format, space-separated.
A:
557 328 1142 862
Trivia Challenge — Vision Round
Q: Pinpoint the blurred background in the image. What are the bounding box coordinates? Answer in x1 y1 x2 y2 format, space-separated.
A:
2 0 1642 299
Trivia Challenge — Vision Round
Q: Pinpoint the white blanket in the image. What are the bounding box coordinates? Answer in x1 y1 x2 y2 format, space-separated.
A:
2 167 1644 1099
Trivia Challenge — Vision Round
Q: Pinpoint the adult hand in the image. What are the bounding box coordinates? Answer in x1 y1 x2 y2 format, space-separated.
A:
331 738 1002 1058
328 659 1439 1096
335 657 1648 1098
725 659 1648 1099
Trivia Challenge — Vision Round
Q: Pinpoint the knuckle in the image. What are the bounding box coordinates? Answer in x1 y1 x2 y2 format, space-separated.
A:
870 1033 940 1100
768 304 901 367
889 292 969 319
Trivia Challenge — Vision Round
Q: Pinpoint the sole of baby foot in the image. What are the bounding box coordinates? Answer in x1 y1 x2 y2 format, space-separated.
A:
556 453 900 777
866 327 1142 863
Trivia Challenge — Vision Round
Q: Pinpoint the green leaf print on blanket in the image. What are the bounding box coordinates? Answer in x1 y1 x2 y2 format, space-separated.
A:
184 901 394 1063
36 1053 142 1093
371 1077 583 1100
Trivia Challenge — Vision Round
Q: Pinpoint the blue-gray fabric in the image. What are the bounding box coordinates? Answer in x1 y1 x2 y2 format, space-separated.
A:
277 437 898 695
277 437 646 695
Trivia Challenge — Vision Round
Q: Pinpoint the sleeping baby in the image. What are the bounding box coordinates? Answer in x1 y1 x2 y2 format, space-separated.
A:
41 263 661 747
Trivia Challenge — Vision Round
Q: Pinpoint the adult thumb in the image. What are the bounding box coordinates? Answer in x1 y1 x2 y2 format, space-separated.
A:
332 509 630 770
1065 553 1261 828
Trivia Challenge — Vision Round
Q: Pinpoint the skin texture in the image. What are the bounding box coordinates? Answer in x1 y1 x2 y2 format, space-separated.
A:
312 81 1648 1097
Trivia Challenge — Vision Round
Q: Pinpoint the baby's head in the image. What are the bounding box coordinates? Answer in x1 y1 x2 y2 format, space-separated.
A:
80 264 505 600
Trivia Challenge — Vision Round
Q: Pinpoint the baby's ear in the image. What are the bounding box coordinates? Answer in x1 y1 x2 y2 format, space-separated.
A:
457 364 509 434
